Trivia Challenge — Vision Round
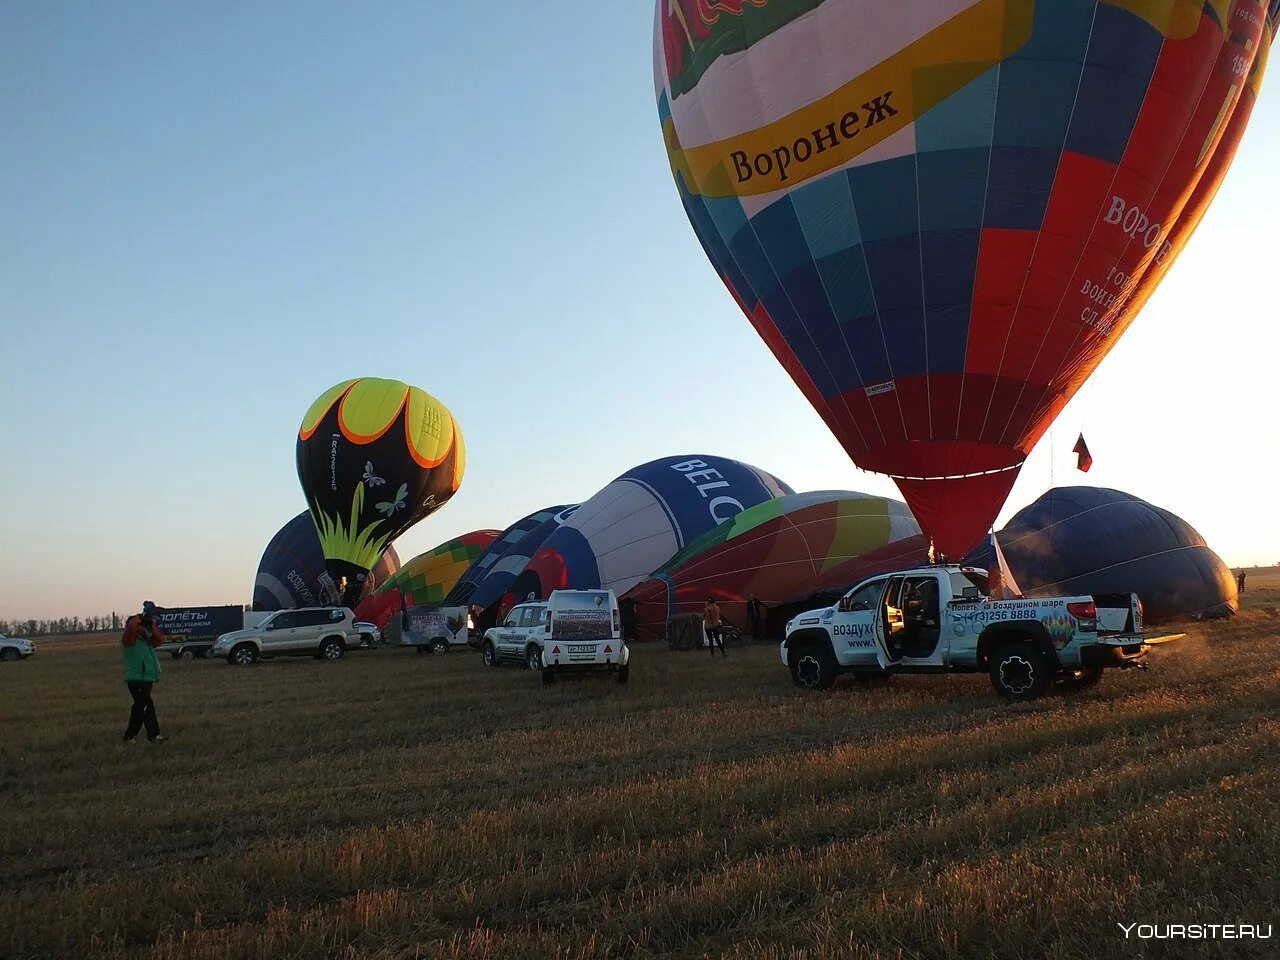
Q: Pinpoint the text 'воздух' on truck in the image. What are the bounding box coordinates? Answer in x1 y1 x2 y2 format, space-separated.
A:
782 565 1183 701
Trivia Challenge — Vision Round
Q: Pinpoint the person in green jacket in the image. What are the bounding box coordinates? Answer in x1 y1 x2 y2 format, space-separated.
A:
122 601 167 742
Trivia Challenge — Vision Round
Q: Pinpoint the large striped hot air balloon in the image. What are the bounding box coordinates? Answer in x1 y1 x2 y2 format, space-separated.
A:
296 378 465 606
655 0 1275 557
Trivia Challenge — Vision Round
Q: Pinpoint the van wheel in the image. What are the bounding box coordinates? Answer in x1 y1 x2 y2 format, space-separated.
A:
1 648 22 663
790 643 837 691
229 643 258 666
617 664 630 684
482 642 499 668
320 638 346 661
541 665 556 685
526 646 543 671
432 638 450 655
990 643 1052 701
181 649 196 661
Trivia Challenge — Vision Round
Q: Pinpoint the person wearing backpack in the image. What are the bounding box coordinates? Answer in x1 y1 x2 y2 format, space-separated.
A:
122 601 167 743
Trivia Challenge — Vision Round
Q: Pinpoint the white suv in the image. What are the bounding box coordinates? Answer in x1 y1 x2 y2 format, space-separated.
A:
480 601 550 671
0 634 35 662
210 607 360 665
481 590 629 685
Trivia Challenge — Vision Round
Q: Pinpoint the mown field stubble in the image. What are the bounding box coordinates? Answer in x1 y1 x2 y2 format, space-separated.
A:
2 571 1278 960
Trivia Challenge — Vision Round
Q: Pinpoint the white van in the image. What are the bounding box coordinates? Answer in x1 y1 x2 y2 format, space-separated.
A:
540 589 628 685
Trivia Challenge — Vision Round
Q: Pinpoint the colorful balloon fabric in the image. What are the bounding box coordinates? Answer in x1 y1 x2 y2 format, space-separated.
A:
296 378 465 605
253 511 400 611
965 486 1238 623
443 506 566 606
354 529 499 630
514 455 793 601
374 530 500 608
655 0 1276 557
464 506 580 619
625 490 925 640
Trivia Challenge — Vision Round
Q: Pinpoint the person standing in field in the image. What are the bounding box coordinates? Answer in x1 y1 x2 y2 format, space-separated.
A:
619 597 638 644
746 593 765 641
1237 570 1246 593
121 601 167 743
704 598 725 657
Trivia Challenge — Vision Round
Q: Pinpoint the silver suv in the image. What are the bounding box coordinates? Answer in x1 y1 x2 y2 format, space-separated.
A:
210 608 360 665
480 601 551 670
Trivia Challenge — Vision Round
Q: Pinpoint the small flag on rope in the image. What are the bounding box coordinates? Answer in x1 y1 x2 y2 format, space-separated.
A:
1073 433 1093 473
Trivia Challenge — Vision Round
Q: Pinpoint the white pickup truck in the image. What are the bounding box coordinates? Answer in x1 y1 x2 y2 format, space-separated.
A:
782 565 1179 700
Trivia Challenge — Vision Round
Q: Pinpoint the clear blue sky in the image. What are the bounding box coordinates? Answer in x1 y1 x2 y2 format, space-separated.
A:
3 2 1277 620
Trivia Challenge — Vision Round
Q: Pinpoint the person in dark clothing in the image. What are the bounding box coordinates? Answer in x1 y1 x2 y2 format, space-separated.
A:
121 601 166 743
619 597 638 643
704 598 725 657
746 594 765 640
1237 570 1246 593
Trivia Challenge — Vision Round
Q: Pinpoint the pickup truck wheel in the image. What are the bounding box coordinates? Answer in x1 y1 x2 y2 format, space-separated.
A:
1057 664 1104 692
526 646 543 671
541 665 556 685
617 664 630 684
229 643 258 666
990 643 1052 701
432 638 450 655
790 643 837 691
482 642 499 668
320 638 346 661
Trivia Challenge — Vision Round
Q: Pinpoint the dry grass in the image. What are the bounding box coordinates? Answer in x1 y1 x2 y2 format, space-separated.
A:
2 570 1278 959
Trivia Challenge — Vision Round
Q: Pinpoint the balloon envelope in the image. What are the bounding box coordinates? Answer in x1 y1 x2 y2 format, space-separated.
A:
515 455 793 602
967 486 1238 623
655 0 1275 556
444 506 568 606
253 512 400 611
626 490 926 640
354 529 499 630
465 506 580 618
296 378 465 605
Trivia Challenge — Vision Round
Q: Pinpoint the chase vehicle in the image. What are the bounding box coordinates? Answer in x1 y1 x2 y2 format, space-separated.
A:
782 566 1178 700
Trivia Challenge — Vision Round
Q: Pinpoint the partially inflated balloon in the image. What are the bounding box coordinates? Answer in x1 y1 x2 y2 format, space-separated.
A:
656 0 1275 556
965 487 1238 622
443 506 569 606
626 490 925 641
297 378 465 606
354 529 500 630
515 455 792 601
253 511 401 611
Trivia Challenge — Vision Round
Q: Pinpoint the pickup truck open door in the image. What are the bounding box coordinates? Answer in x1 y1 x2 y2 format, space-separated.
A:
875 575 908 668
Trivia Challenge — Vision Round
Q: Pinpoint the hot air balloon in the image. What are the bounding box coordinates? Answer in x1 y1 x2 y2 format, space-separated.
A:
354 529 499 630
443 506 570 607
513 455 792 603
655 0 1275 557
463 505 579 620
965 486 1238 623
297 378 465 606
625 490 925 640
253 512 401 611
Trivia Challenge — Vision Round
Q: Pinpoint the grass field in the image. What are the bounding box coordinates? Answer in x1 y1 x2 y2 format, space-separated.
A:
3 570 1278 959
